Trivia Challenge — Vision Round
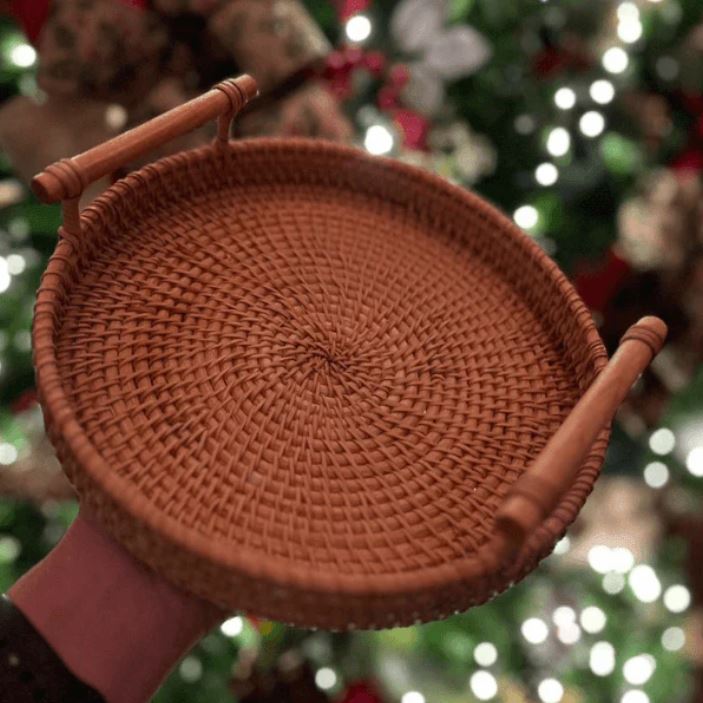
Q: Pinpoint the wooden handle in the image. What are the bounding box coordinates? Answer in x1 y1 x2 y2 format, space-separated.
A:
31 75 258 205
494 316 667 554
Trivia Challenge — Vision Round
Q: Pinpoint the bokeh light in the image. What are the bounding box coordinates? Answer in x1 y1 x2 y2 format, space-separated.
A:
521 617 549 644
590 641 616 676
345 15 372 42
649 428 675 455
538 678 564 703
663 584 691 613
470 671 498 700
602 47 629 74
628 565 661 603
474 642 498 667
580 606 607 634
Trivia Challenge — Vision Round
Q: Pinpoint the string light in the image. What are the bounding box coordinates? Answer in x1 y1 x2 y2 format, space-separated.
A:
538 678 564 703
580 606 607 633
220 616 243 636
0 258 10 294
470 671 498 700
553 607 581 645
557 622 581 645
603 572 626 594
656 56 679 80
588 545 613 573
649 428 675 455
611 547 635 574
515 114 536 134
628 564 661 603
179 656 203 682
6 254 26 275
536 162 559 186
364 125 394 155
590 79 615 105
401 692 425 703
0 442 18 465
514 205 539 229
14 330 31 353
661 626 685 651
644 461 669 488
619 20 643 43
552 606 576 627
0 536 21 563
315 668 337 690
8 217 29 239
663 584 691 613
623 655 655 685
345 14 372 43
521 617 549 644
105 104 128 130
10 43 36 68
554 87 576 110
602 47 629 74
617 2 639 20
474 642 498 667
617 3 643 43
590 641 616 676
546 127 571 156
580 111 606 137
686 447 703 476
621 691 650 703
553 536 571 555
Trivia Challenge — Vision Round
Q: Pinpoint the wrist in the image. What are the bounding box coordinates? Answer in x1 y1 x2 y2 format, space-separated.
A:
9 512 222 703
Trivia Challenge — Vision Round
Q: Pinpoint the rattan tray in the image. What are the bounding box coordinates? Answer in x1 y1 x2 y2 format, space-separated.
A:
31 76 666 629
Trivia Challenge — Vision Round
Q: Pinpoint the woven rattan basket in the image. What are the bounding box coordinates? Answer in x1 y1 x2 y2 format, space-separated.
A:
31 75 666 630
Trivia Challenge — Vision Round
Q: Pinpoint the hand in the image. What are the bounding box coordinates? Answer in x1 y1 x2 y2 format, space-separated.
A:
238 80 353 142
9 509 225 703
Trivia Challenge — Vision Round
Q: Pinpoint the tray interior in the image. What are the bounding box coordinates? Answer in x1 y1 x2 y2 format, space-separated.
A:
53 150 592 578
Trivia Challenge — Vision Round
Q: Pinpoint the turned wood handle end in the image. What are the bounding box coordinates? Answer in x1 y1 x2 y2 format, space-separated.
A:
494 315 667 558
620 316 668 359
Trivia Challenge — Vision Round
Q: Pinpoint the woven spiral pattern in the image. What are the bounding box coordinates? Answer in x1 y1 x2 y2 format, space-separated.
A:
34 139 608 629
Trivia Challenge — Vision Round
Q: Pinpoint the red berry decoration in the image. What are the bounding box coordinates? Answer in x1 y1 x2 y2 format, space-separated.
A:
338 680 385 703
388 63 410 88
363 51 386 76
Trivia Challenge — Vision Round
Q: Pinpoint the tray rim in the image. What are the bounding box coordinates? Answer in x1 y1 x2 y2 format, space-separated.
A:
32 137 609 598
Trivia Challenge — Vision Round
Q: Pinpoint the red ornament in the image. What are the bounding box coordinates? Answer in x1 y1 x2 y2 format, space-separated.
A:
343 46 366 67
573 248 632 313
377 85 399 110
363 51 387 77
338 680 385 703
532 48 570 77
326 50 348 73
10 388 38 415
671 147 703 173
532 46 591 78
679 91 703 116
393 108 430 151
323 51 356 100
389 64 410 89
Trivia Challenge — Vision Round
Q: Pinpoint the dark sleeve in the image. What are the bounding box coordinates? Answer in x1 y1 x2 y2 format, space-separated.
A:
0 595 105 703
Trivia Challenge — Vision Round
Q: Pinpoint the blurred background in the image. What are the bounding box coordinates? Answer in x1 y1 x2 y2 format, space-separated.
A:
0 0 702 701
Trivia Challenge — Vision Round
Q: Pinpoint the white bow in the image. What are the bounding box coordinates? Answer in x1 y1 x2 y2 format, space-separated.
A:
390 0 491 115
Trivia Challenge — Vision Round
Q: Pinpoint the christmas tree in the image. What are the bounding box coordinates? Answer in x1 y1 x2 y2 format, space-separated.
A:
1 1 702 701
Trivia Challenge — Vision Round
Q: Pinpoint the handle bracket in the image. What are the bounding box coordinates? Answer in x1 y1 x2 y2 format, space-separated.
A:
31 75 258 226
493 316 667 557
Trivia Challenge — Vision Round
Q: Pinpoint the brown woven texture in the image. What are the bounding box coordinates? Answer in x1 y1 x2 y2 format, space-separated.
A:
33 139 609 629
